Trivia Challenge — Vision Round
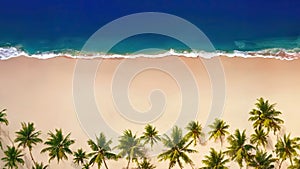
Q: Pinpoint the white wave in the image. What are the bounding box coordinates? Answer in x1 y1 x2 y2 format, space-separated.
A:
0 47 299 61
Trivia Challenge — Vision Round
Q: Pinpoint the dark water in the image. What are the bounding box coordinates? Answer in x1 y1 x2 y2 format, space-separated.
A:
0 0 299 54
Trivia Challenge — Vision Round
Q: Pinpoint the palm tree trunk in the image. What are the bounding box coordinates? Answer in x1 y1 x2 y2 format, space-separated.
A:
278 159 284 169
126 158 131 169
29 149 36 164
103 159 109 169
289 156 293 166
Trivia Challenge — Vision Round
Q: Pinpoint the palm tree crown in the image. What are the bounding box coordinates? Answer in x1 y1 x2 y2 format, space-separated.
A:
41 129 75 163
248 98 284 134
116 129 145 169
1 145 24 169
226 129 254 168
14 122 42 164
208 118 230 146
201 148 229 169
32 162 48 169
158 126 197 169
248 149 275 169
185 120 203 146
140 124 161 148
87 132 118 169
250 127 268 148
73 148 88 166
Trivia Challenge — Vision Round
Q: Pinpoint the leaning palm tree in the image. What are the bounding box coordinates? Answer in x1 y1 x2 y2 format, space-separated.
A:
32 162 48 169
87 132 118 169
158 126 197 169
116 129 145 169
275 134 300 169
140 124 161 148
248 149 276 169
73 148 88 166
248 97 284 134
208 118 230 146
200 148 229 169
14 122 42 164
250 127 268 148
1 145 24 169
288 158 300 169
185 120 203 146
226 129 254 168
139 158 156 169
41 129 75 163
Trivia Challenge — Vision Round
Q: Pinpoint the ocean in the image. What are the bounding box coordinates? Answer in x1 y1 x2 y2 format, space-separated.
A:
0 0 299 59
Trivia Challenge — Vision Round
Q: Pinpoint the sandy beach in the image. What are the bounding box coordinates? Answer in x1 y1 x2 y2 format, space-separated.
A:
1 56 300 168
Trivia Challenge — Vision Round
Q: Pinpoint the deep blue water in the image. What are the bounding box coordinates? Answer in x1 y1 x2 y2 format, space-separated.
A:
0 0 299 54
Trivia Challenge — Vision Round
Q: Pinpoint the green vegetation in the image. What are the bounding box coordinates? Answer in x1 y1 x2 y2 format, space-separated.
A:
1 97 300 168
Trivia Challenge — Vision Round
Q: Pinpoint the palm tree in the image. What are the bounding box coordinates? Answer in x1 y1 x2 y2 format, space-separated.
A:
275 134 300 168
87 132 118 169
248 149 276 169
158 126 197 169
288 158 300 169
200 148 229 169
41 129 75 163
73 148 88 166
140 124 161 148
14 122 42 164
250 127 268 148
0 108 9 149
82 162 91 169
116 129 145 169
248 97 284 134
185 120 203 146
226 129 254 168
139 158 156 169
32 162 48 169
208 118 230 146
1 145 24 169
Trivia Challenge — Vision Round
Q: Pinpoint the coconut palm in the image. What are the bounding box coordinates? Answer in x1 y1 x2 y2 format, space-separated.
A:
140 124 161 148
14 122 42 164
248 97 284 134
87 132 118 169
288 158 300 169
41 129 75 163
248 149 275 169
185 120 203 146
139 158 156 169
32 162 48 169
275 134 300 168
0 108 9 149
200 148 229 169
116 129 145 169
250 127 268 148
82 162 91 169
158 126 197 169
1 145 24 169
226 129 254 168
73 148 88 166
208 118 230 146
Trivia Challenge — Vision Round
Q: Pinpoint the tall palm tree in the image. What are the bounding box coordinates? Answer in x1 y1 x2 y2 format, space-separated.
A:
140 124 161 148
208 118 230 146
82 162 91 169
1 145 24 169
14 122 42 164
248 97 284 134
248 149 275 169
275 134 300 169
116 129 145 169
288 158 300 169
87 132 118 169
185 120 203 146
226 129 254 168
250 127 268 148
139 158 156 169
41 129 75 163
200 148 229 169
158 126 197 169
0 108 9 149
32 162 48 169
73 148 88 166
